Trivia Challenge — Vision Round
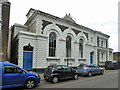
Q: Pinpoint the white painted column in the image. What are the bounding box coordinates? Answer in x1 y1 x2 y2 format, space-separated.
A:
107 50 109 61
111 52 113 60
94 47 98 64
59 39 66 65
36 18 43 34
18 38 24 68
74 42 79 66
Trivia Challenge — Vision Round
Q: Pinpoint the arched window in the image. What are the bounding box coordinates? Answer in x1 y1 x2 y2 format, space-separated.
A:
66 36 71 57
79 39 83 58
49 32 56 57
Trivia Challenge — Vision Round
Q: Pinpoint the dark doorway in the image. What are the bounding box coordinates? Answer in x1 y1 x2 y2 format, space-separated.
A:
90 52 94 64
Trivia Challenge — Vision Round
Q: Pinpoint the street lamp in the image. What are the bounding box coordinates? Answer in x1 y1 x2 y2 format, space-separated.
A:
67 54 69 66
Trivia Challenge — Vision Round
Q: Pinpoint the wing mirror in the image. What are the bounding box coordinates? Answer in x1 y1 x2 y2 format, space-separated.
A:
19 70 22 74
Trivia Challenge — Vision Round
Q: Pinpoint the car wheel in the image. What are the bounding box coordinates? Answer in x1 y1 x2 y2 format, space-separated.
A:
73 74 78 80
100 70 104 75
52 76 58 83
88 72 92 77
25 79 36 89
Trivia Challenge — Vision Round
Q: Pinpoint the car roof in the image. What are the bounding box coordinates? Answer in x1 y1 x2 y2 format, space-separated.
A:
105 60 117 62
84 64 94 65
48 65 68 67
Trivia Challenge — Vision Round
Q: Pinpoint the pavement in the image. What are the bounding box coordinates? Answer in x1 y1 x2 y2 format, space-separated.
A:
10 70 118 89
39 73 44 80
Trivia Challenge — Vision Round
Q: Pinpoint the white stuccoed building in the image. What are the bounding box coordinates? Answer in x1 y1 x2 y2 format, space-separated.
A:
9 8 113 71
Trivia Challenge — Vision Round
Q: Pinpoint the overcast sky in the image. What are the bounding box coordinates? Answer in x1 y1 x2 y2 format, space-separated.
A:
9 0 119 52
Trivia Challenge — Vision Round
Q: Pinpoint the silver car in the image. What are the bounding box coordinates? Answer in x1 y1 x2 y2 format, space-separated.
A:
77 64 104 77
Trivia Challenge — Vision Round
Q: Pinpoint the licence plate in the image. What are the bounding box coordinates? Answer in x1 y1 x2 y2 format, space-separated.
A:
46 77 48 79
107 66 110 67
80 69 83 70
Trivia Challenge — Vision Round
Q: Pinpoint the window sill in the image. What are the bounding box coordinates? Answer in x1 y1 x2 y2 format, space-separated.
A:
78 58 86 61
64 57 75 61
46 57 60 61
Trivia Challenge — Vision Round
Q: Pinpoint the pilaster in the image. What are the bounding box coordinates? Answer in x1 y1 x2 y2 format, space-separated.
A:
36 18 43 34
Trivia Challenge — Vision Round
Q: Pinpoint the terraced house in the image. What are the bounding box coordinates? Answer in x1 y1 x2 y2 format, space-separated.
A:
9 8 113 71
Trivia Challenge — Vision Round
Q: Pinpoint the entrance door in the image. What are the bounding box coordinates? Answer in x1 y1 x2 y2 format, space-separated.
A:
90 55 93 64
23 52 33 70
90 52 94 64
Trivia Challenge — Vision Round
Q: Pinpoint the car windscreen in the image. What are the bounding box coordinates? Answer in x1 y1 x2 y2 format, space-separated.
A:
105 61 112 64
79 64 86 67
71 67 77 69
46 66 54 72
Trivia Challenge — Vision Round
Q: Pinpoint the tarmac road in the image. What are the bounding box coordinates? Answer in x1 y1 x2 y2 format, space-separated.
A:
5 70 118 89
36 70 118 88
50 70 118 88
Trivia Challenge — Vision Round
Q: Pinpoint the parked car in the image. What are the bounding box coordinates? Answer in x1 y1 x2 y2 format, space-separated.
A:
0 62 40 89
105 60 119 70
70 66 81 76
44 65 78 83
77 64 104 77
117 61 120 69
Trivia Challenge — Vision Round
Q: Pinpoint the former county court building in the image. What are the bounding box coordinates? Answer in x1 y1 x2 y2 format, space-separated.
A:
9 8 113 70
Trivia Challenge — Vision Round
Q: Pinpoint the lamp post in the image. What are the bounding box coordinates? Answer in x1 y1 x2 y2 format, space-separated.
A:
67 54 69 66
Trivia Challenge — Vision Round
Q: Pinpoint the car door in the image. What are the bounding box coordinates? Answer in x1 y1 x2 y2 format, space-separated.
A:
0 63 2 88
54 66 63 79
88 65 96 74
2 65 26 86
62 66 72 79
94 65 100 74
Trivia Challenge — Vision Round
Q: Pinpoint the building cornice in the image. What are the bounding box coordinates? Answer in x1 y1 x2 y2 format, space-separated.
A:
25 8 110 38
0 0 11 5
97 46 113 51
14 23 28 29
19 31 48 39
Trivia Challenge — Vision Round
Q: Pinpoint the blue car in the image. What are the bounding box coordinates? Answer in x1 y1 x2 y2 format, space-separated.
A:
76 64 104 77
105 60 119 70
0 62 40 89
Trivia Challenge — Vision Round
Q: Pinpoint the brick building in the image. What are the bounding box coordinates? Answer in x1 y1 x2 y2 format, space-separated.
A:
113 52 120 61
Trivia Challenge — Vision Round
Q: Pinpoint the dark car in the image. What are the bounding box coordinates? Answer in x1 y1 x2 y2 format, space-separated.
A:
105 60 119 70
44 65 78 83
117 61 120 69
77 64 104 77
0 62 40 89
